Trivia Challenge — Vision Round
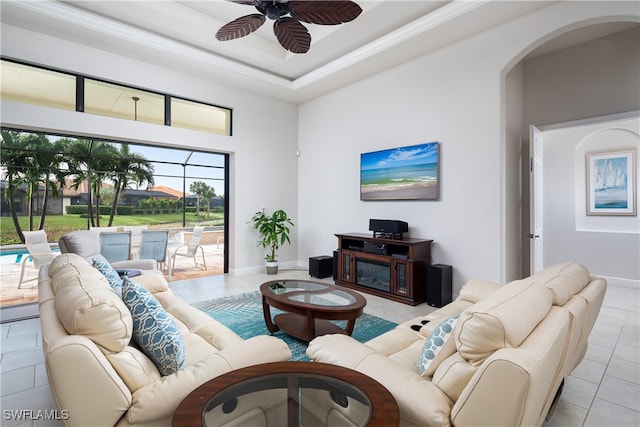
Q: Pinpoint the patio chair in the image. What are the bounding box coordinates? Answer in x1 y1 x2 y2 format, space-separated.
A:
89 226 119 236
18 230 58 289
139 229 169 270
99 231 132 263
120 225 147 258
58 230 159 273
168 226 207 281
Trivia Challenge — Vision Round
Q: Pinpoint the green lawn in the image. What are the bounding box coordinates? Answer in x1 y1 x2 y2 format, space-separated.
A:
0 213 224 245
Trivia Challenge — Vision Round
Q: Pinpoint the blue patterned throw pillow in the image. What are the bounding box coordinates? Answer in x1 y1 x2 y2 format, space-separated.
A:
417 314 460 377
121 276 185 376
92 258 123 295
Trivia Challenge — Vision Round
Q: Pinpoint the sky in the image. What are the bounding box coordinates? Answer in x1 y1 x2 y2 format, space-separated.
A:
361 141 439 171
131 144 225 196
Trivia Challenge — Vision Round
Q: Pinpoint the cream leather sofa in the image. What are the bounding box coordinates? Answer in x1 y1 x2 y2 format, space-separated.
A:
307 262 606 427
39 253 292 427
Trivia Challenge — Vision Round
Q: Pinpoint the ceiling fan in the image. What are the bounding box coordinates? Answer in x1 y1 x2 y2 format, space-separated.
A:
215 0 363 54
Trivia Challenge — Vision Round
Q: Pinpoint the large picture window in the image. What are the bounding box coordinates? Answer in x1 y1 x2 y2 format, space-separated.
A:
0 129 229 312
0 129 227 230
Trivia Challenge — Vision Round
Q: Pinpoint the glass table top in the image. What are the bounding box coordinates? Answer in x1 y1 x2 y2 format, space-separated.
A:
266 281 357 307
203 372 371 427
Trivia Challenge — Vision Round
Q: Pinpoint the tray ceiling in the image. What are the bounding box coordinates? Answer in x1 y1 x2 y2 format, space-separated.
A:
1 1 634 103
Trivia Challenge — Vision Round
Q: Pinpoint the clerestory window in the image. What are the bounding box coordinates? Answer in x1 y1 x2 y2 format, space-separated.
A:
0 59 232 135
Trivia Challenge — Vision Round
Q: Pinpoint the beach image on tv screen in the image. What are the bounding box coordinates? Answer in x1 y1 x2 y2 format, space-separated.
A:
360 141 439 200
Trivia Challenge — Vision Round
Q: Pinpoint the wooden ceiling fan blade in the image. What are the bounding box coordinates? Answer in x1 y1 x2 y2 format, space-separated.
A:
274 17 310 54
225 0 256 5
215 14 266 41
289 1 362 25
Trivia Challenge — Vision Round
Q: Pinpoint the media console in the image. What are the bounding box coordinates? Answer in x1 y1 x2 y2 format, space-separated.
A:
335 233 433 305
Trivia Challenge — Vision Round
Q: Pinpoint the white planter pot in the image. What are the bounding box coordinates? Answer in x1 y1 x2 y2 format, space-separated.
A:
266 261 279 275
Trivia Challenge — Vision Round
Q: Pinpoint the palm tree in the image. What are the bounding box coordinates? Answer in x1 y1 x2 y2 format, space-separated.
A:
62 138 93 227
201 185 216 218
0 131 67 242
106 143 154 226
91 144 118 227
63 139 117 228
190 181 216 216
1 130 29 242
29 135 67 231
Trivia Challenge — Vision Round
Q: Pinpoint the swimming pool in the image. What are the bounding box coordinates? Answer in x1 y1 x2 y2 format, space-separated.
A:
0 246 60 264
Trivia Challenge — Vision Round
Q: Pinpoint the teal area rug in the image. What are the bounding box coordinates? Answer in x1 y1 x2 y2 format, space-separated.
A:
193 291 397 361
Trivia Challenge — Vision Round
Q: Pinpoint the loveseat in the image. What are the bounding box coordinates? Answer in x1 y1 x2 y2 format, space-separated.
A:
307 262 606 427
38 253 292 427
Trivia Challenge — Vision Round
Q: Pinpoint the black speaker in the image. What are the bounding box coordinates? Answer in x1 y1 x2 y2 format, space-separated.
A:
427 264 452 308
333 250 339 280
369 219 408 234
309 255 333 279
369 219 408 238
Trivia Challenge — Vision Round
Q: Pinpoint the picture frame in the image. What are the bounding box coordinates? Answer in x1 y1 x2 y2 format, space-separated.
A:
586 149 636 216
360 142 439 201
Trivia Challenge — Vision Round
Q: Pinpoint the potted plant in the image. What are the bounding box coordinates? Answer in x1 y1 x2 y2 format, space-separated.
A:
249 209 295 274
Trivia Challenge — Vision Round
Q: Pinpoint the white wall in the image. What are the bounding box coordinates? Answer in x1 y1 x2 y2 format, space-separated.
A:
298 1 640 294
503 63 525 282
524 26 640 127
0 25 299 273
541 116 639 285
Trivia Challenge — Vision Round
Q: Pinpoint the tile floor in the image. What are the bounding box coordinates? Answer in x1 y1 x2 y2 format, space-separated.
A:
0 269 638 426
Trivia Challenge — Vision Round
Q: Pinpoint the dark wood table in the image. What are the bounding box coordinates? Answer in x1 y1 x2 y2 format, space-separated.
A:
115 268 142 278
172 361 399 427
260 279 367 342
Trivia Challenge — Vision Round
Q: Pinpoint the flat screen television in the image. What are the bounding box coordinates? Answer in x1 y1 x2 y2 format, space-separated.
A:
360 141 439 201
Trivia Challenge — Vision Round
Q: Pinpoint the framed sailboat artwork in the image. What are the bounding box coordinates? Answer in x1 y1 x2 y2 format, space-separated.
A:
586 149 637 216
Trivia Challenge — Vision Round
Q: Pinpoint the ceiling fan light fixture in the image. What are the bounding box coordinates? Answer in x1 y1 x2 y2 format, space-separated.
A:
265 5 280 20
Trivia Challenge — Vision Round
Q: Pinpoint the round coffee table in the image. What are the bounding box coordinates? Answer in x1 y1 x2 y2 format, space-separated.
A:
260 280 367 342
172 361 399 427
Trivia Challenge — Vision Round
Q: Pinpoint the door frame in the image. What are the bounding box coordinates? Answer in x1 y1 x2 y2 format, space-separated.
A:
529 125 543 273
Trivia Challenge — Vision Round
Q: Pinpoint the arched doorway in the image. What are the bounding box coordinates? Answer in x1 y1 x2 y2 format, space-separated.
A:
502 21 639 280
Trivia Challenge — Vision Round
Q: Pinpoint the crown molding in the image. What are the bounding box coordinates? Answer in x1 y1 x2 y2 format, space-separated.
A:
5 0 492 98
293 1 484 90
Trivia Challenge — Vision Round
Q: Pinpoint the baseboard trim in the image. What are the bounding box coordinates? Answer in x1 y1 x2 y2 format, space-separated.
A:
0 302 39 324
230 261 300 276
599 275 639 289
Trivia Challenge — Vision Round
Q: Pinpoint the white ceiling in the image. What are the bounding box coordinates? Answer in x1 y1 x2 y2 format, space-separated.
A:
1 0 636 103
